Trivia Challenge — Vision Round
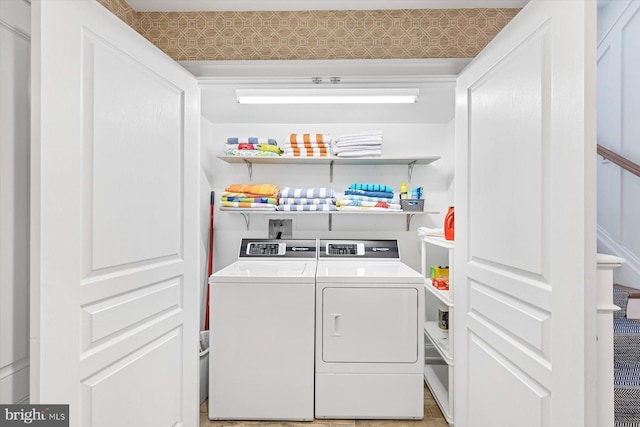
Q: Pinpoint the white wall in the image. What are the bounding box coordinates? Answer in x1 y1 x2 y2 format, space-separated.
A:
198 81 456 276
597 0 640 287
0 0 30 404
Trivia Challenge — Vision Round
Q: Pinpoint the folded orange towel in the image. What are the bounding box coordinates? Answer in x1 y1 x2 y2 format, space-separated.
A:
284 147 329 156
286 142 329 149
289 133 331 144
224 183 279 197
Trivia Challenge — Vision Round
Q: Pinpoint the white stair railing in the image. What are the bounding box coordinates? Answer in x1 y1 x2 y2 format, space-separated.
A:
596 253 625 427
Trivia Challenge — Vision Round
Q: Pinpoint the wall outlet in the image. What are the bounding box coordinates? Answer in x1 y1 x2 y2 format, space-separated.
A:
268 219 293 239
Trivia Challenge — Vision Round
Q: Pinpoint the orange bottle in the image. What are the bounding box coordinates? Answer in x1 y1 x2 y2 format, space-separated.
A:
444 206 455 241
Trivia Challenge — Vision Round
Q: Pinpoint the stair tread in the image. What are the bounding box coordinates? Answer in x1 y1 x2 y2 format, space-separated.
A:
615 318 640 334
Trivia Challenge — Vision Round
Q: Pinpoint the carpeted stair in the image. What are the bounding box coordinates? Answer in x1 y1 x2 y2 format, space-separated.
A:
614 286 640 427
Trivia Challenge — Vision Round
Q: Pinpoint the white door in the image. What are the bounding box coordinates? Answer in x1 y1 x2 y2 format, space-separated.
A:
455 1 597 426
321 287 418 363
30 1 200 426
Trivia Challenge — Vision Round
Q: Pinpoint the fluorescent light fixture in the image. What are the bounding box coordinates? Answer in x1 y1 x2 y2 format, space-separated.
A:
235 88 419 104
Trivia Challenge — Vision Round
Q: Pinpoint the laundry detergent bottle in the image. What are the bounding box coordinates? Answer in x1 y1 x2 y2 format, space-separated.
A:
444 206 455 241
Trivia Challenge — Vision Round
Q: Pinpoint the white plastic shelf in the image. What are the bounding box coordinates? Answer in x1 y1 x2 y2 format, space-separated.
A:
424 282 452 307
424 321 452 365
423 364 453 424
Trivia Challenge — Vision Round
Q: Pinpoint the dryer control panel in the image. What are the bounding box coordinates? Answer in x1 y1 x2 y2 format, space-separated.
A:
326 242 365 256
319 239 400 259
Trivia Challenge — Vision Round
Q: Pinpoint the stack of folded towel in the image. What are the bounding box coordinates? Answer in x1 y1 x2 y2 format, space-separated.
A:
281 133 332 157
337 183 401 211
225 137 282 157
334 131 383 158
221 183 279 210
277 187 337 211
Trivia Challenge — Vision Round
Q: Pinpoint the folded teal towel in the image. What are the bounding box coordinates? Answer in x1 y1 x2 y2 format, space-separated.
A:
348 183 394 193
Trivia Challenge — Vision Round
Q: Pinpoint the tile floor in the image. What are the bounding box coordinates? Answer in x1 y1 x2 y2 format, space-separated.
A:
200 385 448 427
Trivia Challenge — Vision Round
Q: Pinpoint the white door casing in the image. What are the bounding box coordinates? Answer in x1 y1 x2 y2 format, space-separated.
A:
30 1 200 426
0 0 30 405
455 1 597 426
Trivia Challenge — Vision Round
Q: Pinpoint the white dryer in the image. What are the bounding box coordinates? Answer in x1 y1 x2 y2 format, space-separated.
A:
315 239 424 420
209 239 317 421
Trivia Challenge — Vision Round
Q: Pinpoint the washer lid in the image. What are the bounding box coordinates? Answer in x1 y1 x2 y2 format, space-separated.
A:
315 260 422 283
210 261 317 283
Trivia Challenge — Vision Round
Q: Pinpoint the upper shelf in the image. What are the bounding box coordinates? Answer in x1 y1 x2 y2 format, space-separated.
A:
217 154 441 182
217 155 440 165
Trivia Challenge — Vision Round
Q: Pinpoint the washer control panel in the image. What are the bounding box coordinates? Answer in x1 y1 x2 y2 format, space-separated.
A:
246 242 286 256
239 239 317 258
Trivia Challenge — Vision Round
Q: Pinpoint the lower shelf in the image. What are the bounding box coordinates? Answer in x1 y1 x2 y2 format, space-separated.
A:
424 364 453 425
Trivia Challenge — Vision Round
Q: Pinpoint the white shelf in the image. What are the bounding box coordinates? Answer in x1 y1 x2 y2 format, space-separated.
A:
217 154 440 166
424 321 452 365
421 235 454 249
424 364 453 425
219 208 438 231
217 154 440 183
424 282 452 306
421 233 455 425
219 208 438 215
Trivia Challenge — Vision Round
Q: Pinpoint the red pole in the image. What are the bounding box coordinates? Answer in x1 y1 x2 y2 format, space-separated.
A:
204 191 214 330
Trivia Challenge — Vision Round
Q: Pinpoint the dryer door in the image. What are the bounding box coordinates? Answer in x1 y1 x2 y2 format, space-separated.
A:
321 287 418 363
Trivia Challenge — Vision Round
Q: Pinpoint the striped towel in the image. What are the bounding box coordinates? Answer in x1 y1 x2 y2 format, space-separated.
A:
222 196 278 204
348 183 394 193
225 184 279 197
279 198 336 205
226 149 279 157
221 201 276 209
225 143 282 155
347 194 399 203
282 147 330 157
280 187 335 199
222 191 278 199
277 204 337 212
289 133 332 144
337 200 401 210
227 137 277 145
283 141 330 149
344 189 393 199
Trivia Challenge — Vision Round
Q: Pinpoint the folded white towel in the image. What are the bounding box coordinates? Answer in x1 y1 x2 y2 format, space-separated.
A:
417 227 445 237
336 149 382 157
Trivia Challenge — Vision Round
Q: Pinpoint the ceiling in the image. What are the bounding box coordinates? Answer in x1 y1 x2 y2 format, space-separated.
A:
126 0 530 12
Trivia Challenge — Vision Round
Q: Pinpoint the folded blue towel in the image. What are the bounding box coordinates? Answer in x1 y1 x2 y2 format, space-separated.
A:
279 198 336 205
344 189 393 199
279 187 336 198
348 183 394 193
276 204 337 211
227 137 277 145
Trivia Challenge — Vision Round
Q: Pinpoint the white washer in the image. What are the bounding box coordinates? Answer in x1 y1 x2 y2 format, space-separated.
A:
315 239 425 420
208 239 317 421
